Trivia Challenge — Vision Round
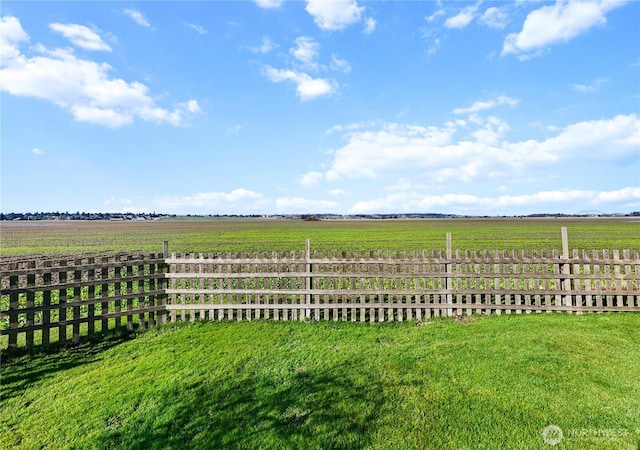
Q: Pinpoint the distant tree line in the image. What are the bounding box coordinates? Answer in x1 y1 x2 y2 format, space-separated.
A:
1 211 638 221
0 212 171 221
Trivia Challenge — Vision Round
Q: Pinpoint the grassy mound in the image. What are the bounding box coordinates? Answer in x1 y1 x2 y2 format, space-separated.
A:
2 314 640 449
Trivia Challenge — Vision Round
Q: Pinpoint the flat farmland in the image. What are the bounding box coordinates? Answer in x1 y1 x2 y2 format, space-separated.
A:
1 217 639 257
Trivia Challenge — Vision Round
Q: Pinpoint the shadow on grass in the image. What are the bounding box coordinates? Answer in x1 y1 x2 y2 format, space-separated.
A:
0 330 138 402
90 361 385 449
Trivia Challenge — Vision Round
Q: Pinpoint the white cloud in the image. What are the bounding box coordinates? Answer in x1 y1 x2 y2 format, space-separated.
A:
49 23 111 52
522 113 640 161
70 105 133 127
453 95 519 115
103 198 147 214
444 3 479 29
0 17 199 127
426 7 446 23
299 171 324 187
185 23 207 35
250 37 277 54
570 78 607 92
471 116 510 146
276 197 339 213
0 16 29 60
155 189 268 213
32 147 44 156
502 0 626 58
306 0 365 31
183 99 201 113
428 38 441 55
254 0 283 9
363 17 376 34
327 188 348 196
323 113 639 184
290 36 320 68
263 66 337 101
325 121 372 135
325 122 459 181
330 55 351 73
596 187 640 203
349 187 640 214
123 9 150 28
479 6 509 29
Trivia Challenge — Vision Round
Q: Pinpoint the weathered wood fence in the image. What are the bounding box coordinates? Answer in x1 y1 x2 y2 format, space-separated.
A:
1 253 167 350
2 229 639 349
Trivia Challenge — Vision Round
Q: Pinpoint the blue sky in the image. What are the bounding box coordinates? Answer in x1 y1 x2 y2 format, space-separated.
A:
1 0 639 215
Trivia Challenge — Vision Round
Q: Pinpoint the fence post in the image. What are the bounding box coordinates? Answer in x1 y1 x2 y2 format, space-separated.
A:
73 259 82 343
26 261 36 349
560 227 573 311
58 260 68 343
305 238 311 320
446 233 453 316
158 241 169 325
8 274 19 348
42 260 52 346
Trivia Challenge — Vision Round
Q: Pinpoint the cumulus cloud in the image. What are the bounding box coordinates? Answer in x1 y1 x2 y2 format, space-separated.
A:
250 37 277 54
453 95 519 115
254 0 283 9
597 187 640 203
32 147 44 156
444 3 479 29
0 16 200 127
330 55 351 73
290 36 320 68
502 0 626 59
325 122 459 181
350 187 640 215
276 197 339 213
49 23 111 52
123 9 151 28
102 197 147 214
155 189 268 213
299 171 324 187
478 6 509 29
570 78 607 92
305 0 365 31
521 113 640 161
0 16 29 60
323 113 639 184
363 17 376 34
263 65 337 101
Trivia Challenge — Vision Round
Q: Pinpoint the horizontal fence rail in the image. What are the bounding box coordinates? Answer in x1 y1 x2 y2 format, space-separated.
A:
2 229 639 349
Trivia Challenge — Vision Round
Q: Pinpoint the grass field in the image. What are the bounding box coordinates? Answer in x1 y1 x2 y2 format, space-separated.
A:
1 217 639 257
2 218 639 449
2 314 639 449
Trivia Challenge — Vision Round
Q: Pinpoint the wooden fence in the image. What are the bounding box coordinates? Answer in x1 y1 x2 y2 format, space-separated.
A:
1 253 167 350
2 229 639 349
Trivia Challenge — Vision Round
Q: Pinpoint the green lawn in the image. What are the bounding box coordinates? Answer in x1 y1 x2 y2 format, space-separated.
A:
2 314 639 449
